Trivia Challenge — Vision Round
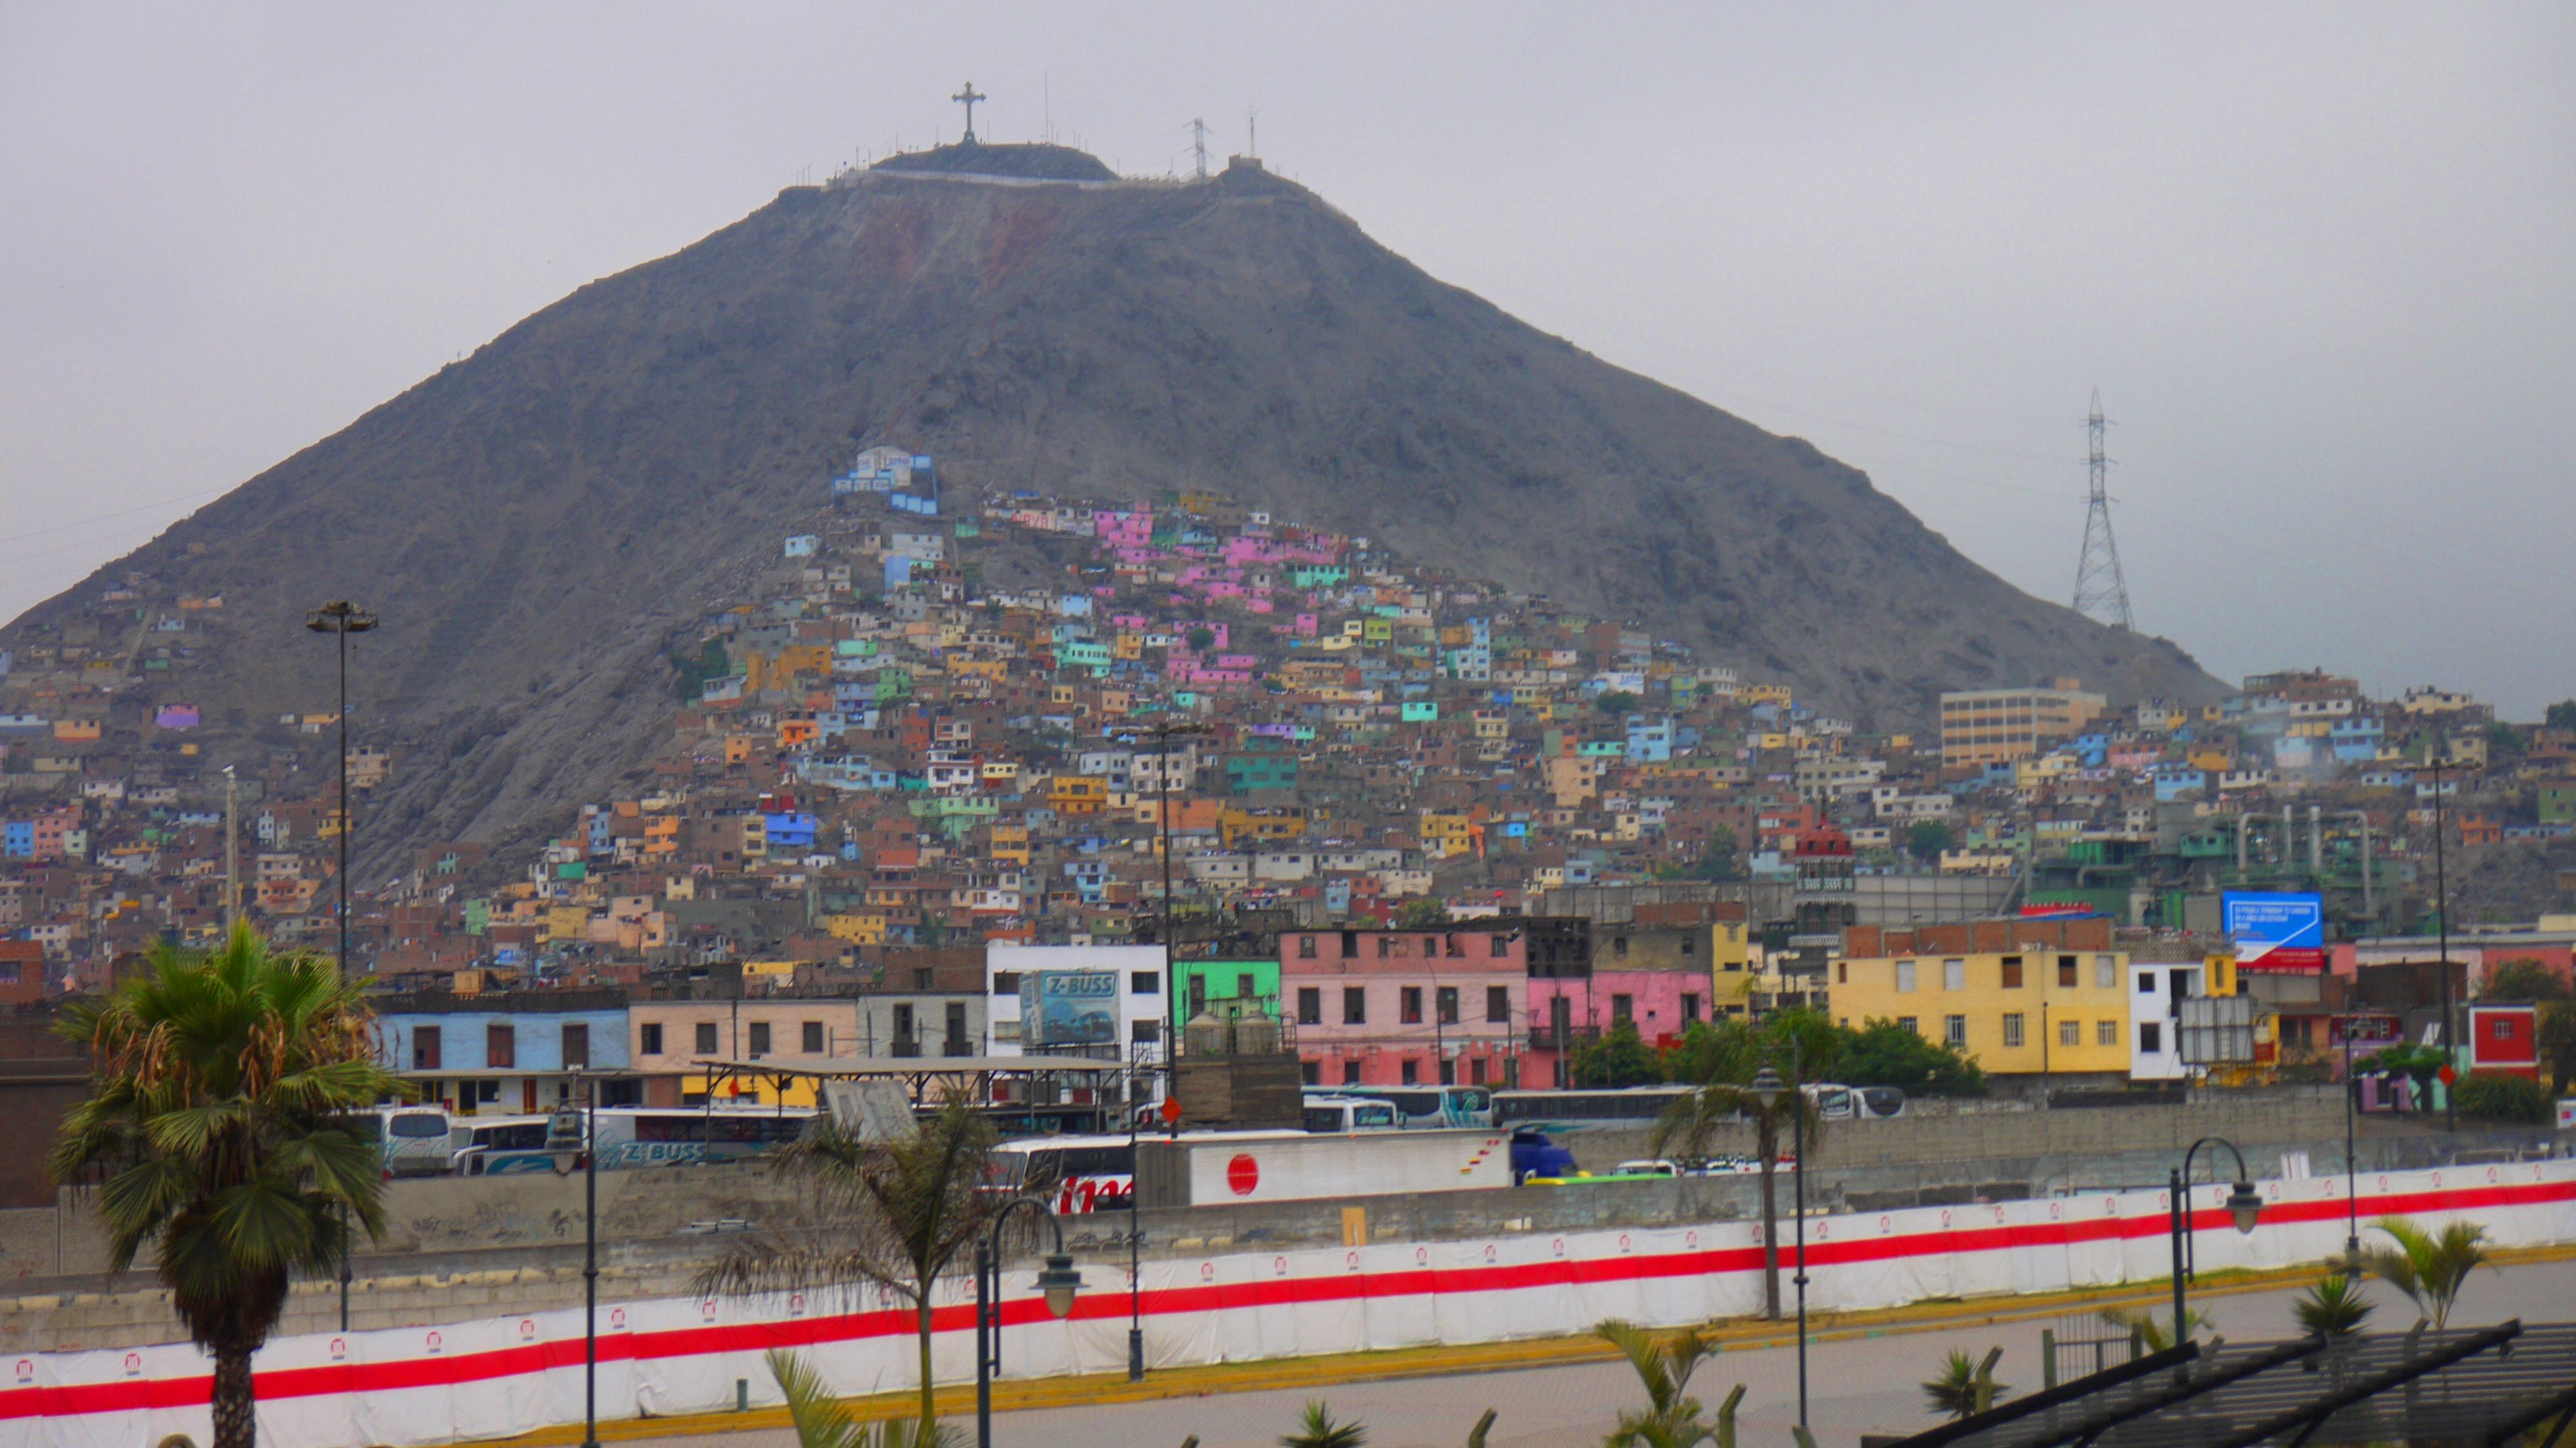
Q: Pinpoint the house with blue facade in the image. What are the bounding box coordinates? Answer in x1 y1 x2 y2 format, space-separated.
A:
375 987 638 1114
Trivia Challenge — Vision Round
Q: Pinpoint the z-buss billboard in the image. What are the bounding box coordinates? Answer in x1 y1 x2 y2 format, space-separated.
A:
2224 891 2324 971
1019 969 1119 1047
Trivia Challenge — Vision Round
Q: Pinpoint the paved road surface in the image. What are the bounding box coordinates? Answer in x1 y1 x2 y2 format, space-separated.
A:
638 1259 2576 1448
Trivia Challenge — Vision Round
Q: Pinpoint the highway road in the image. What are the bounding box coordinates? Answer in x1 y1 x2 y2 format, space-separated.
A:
635 1256 2576 1448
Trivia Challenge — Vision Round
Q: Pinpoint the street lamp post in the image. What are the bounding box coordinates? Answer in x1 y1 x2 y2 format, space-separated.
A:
1750 1050 1808 1431
2342 1029 2362 1277
304 602 377 974
582 1077 600 1448
2168 1136 2265 1341
974 1196 1086 1448
1126 718 1203 1383
2420 751 2458 1131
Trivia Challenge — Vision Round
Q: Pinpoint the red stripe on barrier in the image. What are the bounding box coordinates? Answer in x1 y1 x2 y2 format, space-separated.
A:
8 1173 2571 1425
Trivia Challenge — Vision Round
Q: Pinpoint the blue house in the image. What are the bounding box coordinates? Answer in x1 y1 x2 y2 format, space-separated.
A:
377 989 636 1113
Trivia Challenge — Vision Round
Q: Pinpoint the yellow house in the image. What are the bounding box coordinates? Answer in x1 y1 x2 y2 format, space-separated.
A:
544 904 592 942
1745 683 1793 707
823 913 889 945
1829 945 2133 1080
1049 776 1110 815
724 735 755 765
989 824 1032 865
1418 812 1477 858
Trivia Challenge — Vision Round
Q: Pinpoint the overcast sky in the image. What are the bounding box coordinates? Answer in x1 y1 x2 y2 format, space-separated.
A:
5 4 2571 713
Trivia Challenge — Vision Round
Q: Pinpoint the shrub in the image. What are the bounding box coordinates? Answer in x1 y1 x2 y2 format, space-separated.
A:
2454 1071 2550 1124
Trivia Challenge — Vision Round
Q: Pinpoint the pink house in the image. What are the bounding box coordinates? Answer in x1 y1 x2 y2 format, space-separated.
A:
1524 970 1715 1089
1281 927 1527 1089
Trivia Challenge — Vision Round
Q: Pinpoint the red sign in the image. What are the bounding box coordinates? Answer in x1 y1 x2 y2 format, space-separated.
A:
1226 1152 1261 1196
2438 1065 2458 1086
1159 1096 1182 1125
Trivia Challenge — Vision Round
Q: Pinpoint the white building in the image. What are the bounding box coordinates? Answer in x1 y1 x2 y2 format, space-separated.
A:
985 944 1171 1082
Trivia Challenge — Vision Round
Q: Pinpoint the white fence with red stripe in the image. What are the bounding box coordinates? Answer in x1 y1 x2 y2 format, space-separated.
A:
11 1160 2575 1448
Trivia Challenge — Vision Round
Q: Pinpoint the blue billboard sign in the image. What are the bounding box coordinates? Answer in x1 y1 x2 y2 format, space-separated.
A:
1019 969 1118 1047
2223 891 2324 970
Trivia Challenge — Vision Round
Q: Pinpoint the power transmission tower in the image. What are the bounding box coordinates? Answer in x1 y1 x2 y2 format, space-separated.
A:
1191 117 1209 179
2071 388 2134 629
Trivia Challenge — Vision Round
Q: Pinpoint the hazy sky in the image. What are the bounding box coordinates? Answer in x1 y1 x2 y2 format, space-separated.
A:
5 5 2571 712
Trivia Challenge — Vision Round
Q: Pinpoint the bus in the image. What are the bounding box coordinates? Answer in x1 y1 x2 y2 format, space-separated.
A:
447 1114 560 1176
1493 1085 1696 1131
1306 1085 1493 1129
1300 1095 1403 1133
589 1106 817 1168
986 1129 1309 1214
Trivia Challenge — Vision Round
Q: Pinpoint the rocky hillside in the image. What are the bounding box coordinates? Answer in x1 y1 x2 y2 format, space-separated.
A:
3 143 2221 875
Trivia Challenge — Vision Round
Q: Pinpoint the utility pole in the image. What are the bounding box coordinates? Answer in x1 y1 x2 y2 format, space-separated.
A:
2071 389 2134 629
2420 741 2456 1131
222 765 240 933
1191 118 1209 180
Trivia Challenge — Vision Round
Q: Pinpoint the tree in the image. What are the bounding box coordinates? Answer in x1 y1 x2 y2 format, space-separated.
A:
1837 1019 1987 1097
1652 1020 1828 1320
766 1349 958 1448
2548 700 2576 730
1280 1402 1367 1448
1595 1319 1718 1447
2483 958 2569 1002
1571 1018 1663 1089
2484 721 2528 760
1595 691 1642 717
1905 820 1955 864
2540 1001 2576 1094
1920 1348 2008 1420
1187 626 1217 653
702 1101 1012 1428
2098 1304 2211 1352
2292 1272 2376 1338
1392 897 1452 929
1686 826 1743 882
50 925 401 1448
2363 1216 2492 1329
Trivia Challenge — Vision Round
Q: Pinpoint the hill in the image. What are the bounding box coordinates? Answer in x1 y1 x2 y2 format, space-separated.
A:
1 144 2219 875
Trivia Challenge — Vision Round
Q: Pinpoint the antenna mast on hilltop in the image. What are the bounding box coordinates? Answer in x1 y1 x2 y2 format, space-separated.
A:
2070 388 2134 629
952 81 987 144
1247 108 1257 158
1191 117 1209 178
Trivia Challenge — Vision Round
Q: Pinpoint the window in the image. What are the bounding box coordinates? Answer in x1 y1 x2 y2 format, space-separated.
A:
1944 1015 1967 1049
413 1025 442 1071
2096 956 2117 989
639 1023 663 1056
1611 994 1634 1023
487 1024 516 1069
1343 1058 1363 1085
1298 987 1323 1025
1837 961 1849 984
1131 1020 1159 1043
2058 955 2078 988
2139 1022 2162 1053
1376 935 1391 958
562 1023 590 1069
1681 993 1701 1023
1490 935 1509 958
2000 957 2023 989
1302 1060 1321 1085
1343 987 1367 1025
1401 987 1424 1024
1401 1059 1419 1085
696 1022 719 1054
802 1020 825 1054
1895 1016 1918 1037
2060 1018 2079 1048
946 1002 967 1046
1895 960 1917 993
1944 959 1966 991
2098 1020 2118 1046
1438 1057 1456 1085
992 971 1021 996
2002 1013 2025 1048
1486 986 1510 1023
2137 973 2157 995
748 1022 771 1058
1682 937 1696 956
1299 935 1318 958
1235 973 1256 999
2493 1018 2514 1040
1437 986 1459 1025
1340 930 1358 958
1446 935 1463 958
1613 937 1629 958
1469 1056 1487 1085
894 1004 915 1042
1130 971 1159 995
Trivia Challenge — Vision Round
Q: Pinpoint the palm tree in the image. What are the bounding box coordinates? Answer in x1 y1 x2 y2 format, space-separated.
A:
2363 1216 2492 1330
2291 1272 2376 1338
2096 1304 2210 1353
1280 1401 1367 1448
1920 1348 2009 1421
701 1100 1012 1429
1595 1319 1718 1447
766 1348 958 1448
49 925 401 1448
1651 1034 1826 1320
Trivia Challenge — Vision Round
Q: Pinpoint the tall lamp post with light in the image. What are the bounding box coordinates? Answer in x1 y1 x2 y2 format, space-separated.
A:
2169 1136 2265 1340
1121 718 1205 1384
307 599 375 1336
974 1196 1085 1448
1750 1047 1809 1431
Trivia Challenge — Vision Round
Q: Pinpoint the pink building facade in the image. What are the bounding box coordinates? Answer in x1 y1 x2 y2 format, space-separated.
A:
1280 927 1526 1089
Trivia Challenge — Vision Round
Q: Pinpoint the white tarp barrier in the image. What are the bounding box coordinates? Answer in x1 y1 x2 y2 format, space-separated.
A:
9 1161 2574 1448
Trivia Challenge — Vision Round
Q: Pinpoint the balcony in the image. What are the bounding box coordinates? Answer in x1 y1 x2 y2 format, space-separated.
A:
889 1038 923 1058
1527 1025 1600 1052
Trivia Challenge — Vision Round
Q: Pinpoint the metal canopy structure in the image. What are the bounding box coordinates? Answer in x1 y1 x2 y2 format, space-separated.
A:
692 1053 1130 1128
1891 1320 2576 1448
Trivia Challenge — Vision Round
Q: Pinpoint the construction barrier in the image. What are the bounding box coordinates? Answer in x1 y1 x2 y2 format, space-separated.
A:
9 1160 2575 1448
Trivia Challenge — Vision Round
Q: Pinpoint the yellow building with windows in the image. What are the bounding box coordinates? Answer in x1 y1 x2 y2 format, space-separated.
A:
1829 939 2134 1083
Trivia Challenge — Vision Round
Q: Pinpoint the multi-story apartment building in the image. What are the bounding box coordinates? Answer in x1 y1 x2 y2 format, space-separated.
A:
1828 919 2134 1091
1938 680 2108 767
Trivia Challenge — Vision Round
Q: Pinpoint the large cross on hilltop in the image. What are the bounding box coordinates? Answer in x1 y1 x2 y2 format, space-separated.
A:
952 81 987 144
